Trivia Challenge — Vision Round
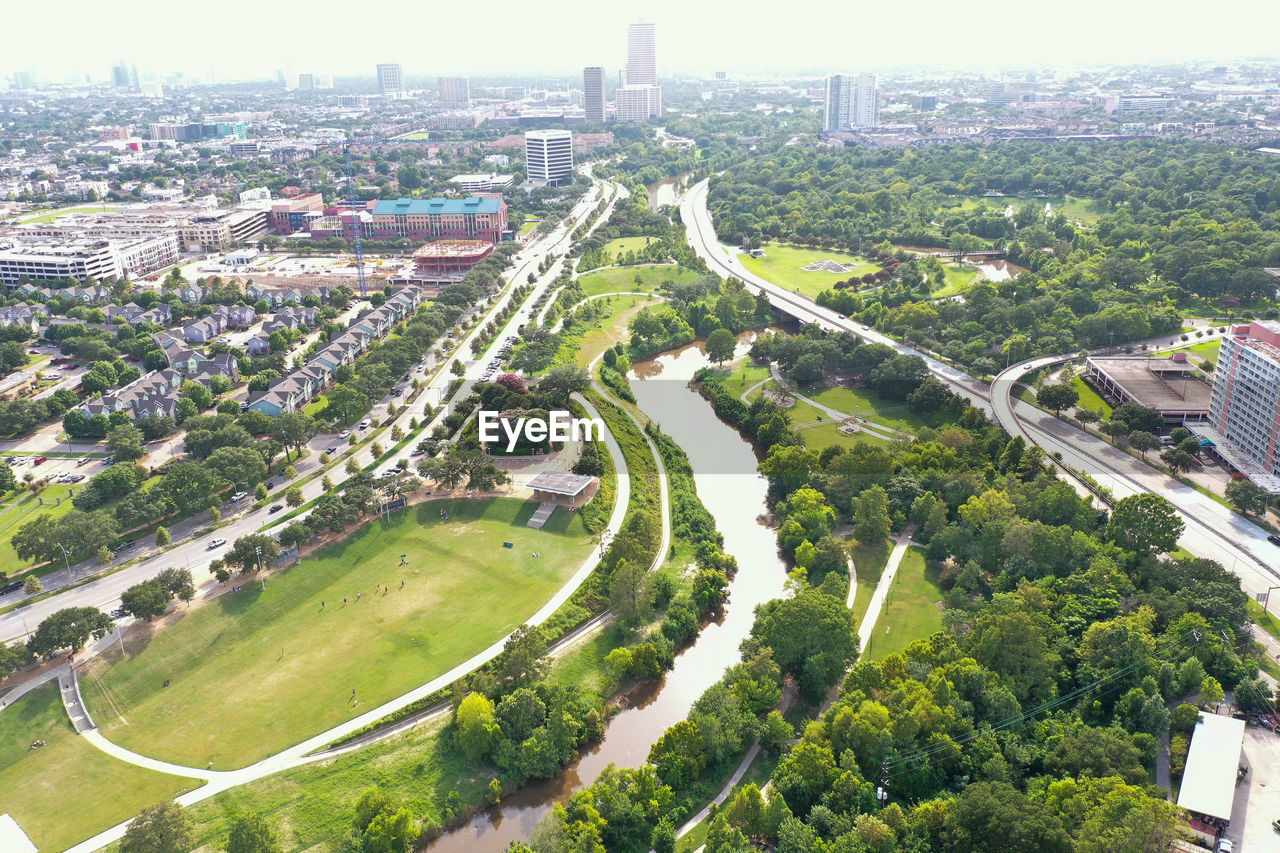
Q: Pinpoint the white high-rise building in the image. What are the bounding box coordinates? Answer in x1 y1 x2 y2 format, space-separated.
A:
524 130 574 186
616 85 662 122
377 63 404 97
583 66 606 123
438 76 470 109
626 22 657 85
823 73 879 131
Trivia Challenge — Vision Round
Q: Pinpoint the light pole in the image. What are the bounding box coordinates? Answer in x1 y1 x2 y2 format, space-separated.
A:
1263 585 1280 613
255 545 265 590
56 542 71 579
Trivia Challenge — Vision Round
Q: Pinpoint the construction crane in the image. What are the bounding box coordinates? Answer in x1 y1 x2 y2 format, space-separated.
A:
343 146 369 298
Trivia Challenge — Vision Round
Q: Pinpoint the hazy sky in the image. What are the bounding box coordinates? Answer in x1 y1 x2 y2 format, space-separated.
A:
9 0 1280 83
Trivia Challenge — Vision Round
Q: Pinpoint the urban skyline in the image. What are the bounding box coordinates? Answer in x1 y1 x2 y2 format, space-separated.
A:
6 0 1280 81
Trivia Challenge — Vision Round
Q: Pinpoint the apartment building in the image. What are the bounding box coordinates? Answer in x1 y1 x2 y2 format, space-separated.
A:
1204 321 1280 491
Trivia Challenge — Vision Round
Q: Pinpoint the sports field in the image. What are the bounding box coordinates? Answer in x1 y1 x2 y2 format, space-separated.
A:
738 244 880 300
0 683 197 852
864 547 944 659
0 485 78 578
80 497 597 768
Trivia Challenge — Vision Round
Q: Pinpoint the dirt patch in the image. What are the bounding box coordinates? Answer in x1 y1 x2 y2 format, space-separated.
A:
763 389 795 407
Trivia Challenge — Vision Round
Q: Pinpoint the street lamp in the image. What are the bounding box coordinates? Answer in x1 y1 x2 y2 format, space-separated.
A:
55 542 71 579
255 545 265 590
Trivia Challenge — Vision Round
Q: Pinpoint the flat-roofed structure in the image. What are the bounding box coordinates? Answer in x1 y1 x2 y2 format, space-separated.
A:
411 239 494 281
1176 712 1245 844
1085 352 1213 423
526 470 599 508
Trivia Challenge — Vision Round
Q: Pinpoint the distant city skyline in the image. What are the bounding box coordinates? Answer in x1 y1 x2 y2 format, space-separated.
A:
6 0 1280 82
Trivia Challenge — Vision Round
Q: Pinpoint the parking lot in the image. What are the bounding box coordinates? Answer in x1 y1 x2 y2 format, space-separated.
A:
479 334 519 381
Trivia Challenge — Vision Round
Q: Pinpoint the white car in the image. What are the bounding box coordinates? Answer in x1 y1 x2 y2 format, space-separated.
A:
230 491 248 502
358 419 372 430
207 537 227 550
340 429 351 438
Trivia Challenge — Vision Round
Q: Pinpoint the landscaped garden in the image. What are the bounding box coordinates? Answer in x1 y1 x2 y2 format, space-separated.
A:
738 243 880 300
79 496 598 768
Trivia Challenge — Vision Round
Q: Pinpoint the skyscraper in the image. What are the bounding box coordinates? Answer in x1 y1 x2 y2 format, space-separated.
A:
626 22 657 85
12 72 34 90
583 66 606 123
297 73 316 91
583 65 606 122
438 77 470 109
823 73 879 131
377 63 404 97
111 61 139 92
525 130 574 186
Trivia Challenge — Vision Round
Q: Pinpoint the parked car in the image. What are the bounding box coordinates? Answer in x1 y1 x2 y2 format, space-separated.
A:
109 608 126 619
1217 840 1234 853
33 456 46 466
207 538 227 550
268 504 283 513
77 458 88 466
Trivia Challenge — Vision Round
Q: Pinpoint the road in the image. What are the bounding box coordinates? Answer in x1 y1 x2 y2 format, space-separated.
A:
0 171 622 645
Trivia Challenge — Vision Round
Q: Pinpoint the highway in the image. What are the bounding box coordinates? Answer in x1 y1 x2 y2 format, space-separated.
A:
680 176 1280 611
0 171 619 645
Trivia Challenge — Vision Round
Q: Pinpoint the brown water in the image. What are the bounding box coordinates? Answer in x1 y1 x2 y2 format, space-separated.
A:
425 340 787 852
646 173 692 210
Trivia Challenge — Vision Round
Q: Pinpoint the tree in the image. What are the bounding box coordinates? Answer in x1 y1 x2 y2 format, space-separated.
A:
276 412 317 460
1199 675 1225 709
1100 419 1129 445
1226 478 1269 516
105 424 146 462
283 465 297 480
1037 384 1079 416
609 558 652 626
853 485 891 545
226 813 283 853
706 328 736 364
152 461 225 514
746 587 857 703
1107 493 1184 556
538 365 591 401
0 463 16 494
205 446 268 491
285 486 303 507
942 782 1071 853
155 526 170 546
455 691 500 762
226 534 279 574
120 579 171 620
181 380 213 411
27 606 114 658
255 483 268 501
1161 447 1194 475
22 574 42 595
120 801 192 853
325 384 369 425
1128 431 1160 460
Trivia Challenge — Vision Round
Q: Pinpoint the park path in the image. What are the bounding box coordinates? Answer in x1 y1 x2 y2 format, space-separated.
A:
673 525 915 850
0 661 66 712
766 363 905 442
61 392 634 853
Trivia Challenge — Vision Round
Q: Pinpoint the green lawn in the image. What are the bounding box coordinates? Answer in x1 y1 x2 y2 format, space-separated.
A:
575 264 699 298
597 236 662 264
808 385 952 433
739 244 880 301
574 295 662 368
303 393 327 418
931 263 981 298
1154 338 1221 361
951 195 1106 225
1071 375 1112 418
517 217 540 238
19 204 112 225
712 360 772 400
184 716 485 852
80 497 598 769
848 540 892 628
0 683 198 852
864 547 944 660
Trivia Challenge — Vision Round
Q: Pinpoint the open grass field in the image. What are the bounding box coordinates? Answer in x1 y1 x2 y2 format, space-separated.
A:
1154 338 1221 361
185 715 484 852
848 539 891 628
738 244 880 300
597 236 662 263
19 204 114 225
950 195 1106 226
1071 375 1112 418
0 683 197 852
574 295 662 368
712 360 772 400
575 264 699 298
0 484 78 577
931 263 981 298
80 497 598 769
517 216 540 238
864 547 944 660
808 385 952 433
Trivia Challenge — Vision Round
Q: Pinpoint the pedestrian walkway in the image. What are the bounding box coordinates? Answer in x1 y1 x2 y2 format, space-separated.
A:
60 668 93 733
526 502 556 529
858 525 918 652
0 663 65 714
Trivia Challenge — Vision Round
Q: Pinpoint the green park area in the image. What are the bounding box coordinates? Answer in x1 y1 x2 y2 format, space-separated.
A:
80 497 597 769
1155 338 1221 361
930 262 982 298
738 243 880 300
576 264 699 298
808 385 952 433
517 216 540 238
1070 375 1112 418
0 683 198 852
575 294 663 368
713 360 772 400
864 547 945 660
848 539 892 628
19 204 112 225
0 484 78 579
597 236 661 264
951 195 1106 225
